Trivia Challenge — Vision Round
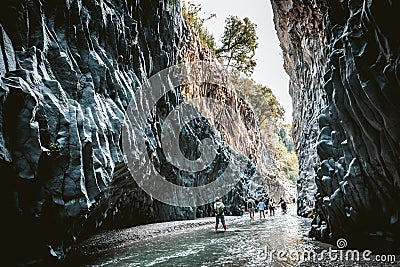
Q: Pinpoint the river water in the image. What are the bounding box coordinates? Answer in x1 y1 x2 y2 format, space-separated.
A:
76 204 334 267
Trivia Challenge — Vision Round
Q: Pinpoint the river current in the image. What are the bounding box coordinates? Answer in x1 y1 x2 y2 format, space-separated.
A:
78 204 332 266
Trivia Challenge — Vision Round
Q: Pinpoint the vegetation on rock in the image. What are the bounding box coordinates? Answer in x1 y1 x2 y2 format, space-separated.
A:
276 124 298 184
182 1 217 52
181 0 298 186
216 16 258 76
232 73 298 184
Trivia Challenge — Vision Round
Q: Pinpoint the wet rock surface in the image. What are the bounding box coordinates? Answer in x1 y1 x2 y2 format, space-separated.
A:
0 0 266 265
271 0 400 252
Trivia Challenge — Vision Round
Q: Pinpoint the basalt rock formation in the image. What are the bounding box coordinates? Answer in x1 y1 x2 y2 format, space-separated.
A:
1 0 266 265
271 0 327 218
272 0 400 252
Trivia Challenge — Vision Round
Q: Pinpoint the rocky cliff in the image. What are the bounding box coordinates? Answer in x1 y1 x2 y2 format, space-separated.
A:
272 0 400 252
0 0 267 265
179 28 290 203
271 0 327 218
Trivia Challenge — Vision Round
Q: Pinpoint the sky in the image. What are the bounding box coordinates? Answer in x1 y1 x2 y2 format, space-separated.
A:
188 0 292 123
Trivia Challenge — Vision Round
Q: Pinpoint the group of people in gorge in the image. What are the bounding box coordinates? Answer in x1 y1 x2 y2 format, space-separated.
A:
213 195 292 231
246 195 288 220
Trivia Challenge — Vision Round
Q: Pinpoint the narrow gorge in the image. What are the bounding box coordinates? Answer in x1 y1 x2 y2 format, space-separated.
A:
271 0 400 252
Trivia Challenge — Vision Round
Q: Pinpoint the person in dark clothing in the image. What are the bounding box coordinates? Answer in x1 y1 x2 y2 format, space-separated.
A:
269 199 275 216
279 197 287 214
247 196 256 220
264 195 270 215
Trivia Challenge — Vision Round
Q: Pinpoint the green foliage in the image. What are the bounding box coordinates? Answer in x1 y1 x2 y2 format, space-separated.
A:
278 124 295 152
199 28 216 52
275 124 298 184
232 72 284 126
179 1 296 183
49 142 61 152
216 16 258 76
181 3 258 75
182 1 216 52
234 75 298 184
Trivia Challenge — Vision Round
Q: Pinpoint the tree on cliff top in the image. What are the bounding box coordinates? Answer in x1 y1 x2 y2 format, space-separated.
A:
216 16 258 76
182 1 217 52
181 3 258 76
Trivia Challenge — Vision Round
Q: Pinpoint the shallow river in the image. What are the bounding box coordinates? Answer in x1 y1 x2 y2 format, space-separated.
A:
77 204 333 266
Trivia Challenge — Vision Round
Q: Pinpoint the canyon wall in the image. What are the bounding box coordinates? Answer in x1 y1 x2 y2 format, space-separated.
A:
272 0 400 251
179 29 291 203
271 0 327 217
0 0 266 265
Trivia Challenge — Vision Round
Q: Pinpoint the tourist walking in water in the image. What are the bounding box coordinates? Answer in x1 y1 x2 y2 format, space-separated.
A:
269 199 276 216
246 196 256 220
214 197 226 231
264 195 270 215
257 199 266 219
279 197 288 214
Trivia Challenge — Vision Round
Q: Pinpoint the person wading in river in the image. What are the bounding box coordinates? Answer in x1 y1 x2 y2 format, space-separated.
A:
214 197 226 232
269 198 276 216
264 194 270 216
279 197 288 214
257 198 266 219
246 196 256 220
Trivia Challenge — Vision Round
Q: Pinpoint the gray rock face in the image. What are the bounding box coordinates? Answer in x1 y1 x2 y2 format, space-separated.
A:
270 0 327 217
0 0 266 265
271 0 400 251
